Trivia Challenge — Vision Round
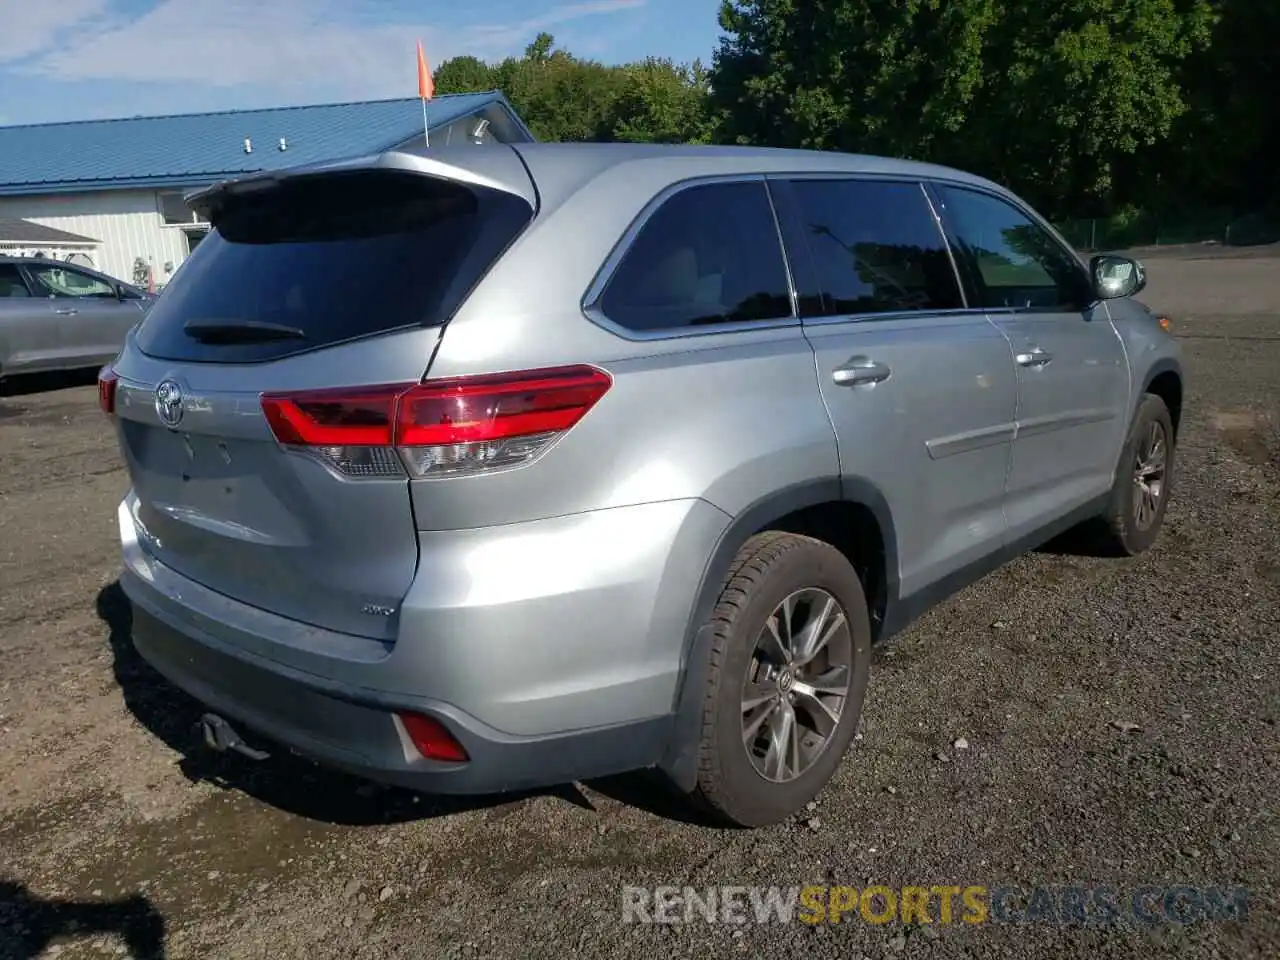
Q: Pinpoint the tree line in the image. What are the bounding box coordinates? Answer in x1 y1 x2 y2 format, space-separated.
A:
434 1 1278 236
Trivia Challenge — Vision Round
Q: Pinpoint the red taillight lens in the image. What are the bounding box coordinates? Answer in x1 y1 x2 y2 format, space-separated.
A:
396 366 612 446
260 365 611 479
261 386 399 446
98 367 119 416
398 712 469 763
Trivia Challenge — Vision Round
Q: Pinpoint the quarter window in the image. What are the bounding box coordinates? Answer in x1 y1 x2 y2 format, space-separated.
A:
783 179 964 317
934 185 1088 311
597 180 793 332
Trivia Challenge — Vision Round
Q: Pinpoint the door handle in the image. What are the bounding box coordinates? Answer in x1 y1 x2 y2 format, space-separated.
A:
1016 348 1052 367
54 308 78 316
832 356 892 386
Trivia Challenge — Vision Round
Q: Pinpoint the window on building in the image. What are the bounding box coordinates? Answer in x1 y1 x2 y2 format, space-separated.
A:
434 116 492 145
158 191 207 226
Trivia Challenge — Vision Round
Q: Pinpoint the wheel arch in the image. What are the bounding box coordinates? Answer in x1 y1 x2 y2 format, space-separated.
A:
658 477 900 790
1141 358 1184 440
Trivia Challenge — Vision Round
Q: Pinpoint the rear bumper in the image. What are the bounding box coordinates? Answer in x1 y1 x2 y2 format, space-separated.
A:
128 599 669 793
117 493 729 794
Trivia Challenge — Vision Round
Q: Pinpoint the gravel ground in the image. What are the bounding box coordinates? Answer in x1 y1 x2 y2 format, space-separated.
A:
0 251 1277 959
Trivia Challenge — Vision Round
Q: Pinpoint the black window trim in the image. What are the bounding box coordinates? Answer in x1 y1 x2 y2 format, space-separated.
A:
766 172 985 327
922 178 1095 315
581 173 802 342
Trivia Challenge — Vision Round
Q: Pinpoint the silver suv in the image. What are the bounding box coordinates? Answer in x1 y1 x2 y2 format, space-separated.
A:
101 143 1182 827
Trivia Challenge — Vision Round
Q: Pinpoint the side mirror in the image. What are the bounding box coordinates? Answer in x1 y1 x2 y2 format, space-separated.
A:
1090 255 1146 300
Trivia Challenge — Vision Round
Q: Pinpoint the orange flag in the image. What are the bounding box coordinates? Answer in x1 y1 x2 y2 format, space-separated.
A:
417 41 434 100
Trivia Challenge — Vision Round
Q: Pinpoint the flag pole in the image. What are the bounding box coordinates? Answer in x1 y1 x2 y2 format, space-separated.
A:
417 40 433 148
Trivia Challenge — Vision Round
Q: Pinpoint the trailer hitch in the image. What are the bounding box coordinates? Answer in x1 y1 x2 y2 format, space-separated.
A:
200 713 270 761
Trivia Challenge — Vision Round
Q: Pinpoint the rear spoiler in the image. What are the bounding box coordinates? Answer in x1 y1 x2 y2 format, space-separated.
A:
186 147 538 223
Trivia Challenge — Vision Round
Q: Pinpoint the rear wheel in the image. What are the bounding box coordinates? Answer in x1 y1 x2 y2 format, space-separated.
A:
688 532 871 827
1096 393 1176 556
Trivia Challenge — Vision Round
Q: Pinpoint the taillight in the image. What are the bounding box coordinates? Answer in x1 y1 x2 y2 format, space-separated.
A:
398 712 469 763
260 365 611 479
98 367 119 416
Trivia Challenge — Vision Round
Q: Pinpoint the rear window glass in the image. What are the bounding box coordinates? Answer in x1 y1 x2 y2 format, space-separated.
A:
134 170 532 363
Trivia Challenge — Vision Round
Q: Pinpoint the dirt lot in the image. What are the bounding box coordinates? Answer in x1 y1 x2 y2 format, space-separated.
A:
1 248 1277 959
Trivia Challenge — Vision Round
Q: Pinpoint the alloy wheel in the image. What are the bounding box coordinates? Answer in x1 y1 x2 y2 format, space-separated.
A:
1133 420 1168 532
741 588 854 783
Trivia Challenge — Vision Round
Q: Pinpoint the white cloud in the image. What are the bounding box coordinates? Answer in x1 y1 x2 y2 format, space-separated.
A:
0 0 109 61
19 0 645 98
463 0 647 58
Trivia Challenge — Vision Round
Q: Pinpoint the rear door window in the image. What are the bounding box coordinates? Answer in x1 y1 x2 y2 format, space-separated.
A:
775 178 964 318
134 170 533 363
0 263 32 298
596 180 793 332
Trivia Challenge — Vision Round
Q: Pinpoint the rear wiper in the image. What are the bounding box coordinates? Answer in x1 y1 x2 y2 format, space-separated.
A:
183 319 307 344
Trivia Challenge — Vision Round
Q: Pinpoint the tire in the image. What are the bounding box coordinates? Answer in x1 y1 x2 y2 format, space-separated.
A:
1096 393 1176 556
688 531 872 827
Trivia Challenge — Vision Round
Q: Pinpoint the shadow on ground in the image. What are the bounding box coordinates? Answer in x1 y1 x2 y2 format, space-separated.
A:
1033 519 1127 559
95 582 707 827
0 881 166 959
0 368 100 398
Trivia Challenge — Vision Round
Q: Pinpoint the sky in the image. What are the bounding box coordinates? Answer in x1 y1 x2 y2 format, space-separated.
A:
0 0 725 126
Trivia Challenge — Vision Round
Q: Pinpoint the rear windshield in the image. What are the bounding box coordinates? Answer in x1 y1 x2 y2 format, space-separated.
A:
134 169 533 363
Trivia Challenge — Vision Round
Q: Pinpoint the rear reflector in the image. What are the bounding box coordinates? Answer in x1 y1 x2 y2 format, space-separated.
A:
398 713 469 763
260 365 611 479
98 367 119 416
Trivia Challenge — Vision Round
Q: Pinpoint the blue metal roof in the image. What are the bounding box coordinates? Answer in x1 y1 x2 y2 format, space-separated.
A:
0 92 519 196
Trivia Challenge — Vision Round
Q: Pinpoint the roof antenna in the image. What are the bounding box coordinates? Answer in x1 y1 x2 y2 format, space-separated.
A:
243 137 253 154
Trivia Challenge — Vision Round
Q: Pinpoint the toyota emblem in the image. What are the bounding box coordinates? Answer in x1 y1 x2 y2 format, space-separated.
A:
155 379 185 427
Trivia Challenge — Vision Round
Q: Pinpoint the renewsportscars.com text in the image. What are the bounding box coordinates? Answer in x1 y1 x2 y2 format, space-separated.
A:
621 884 1250 927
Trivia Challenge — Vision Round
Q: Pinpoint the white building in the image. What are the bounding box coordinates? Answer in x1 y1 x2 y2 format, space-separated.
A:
0 214 99 264
0 92 534 288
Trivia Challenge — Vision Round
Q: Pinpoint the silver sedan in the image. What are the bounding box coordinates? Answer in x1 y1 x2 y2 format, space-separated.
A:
0 257 153 381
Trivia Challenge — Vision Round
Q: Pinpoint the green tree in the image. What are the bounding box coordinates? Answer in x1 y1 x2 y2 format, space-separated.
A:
432 55 494 95
711 0 1214 216
963 0 1215 215
437 33 712 145
710 0 997 156
607 58 712 143
491 35 631 141
1150 0 1280 215
525 32 556 63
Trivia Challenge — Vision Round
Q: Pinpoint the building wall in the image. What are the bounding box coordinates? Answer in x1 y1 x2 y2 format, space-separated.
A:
0 189 194 286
